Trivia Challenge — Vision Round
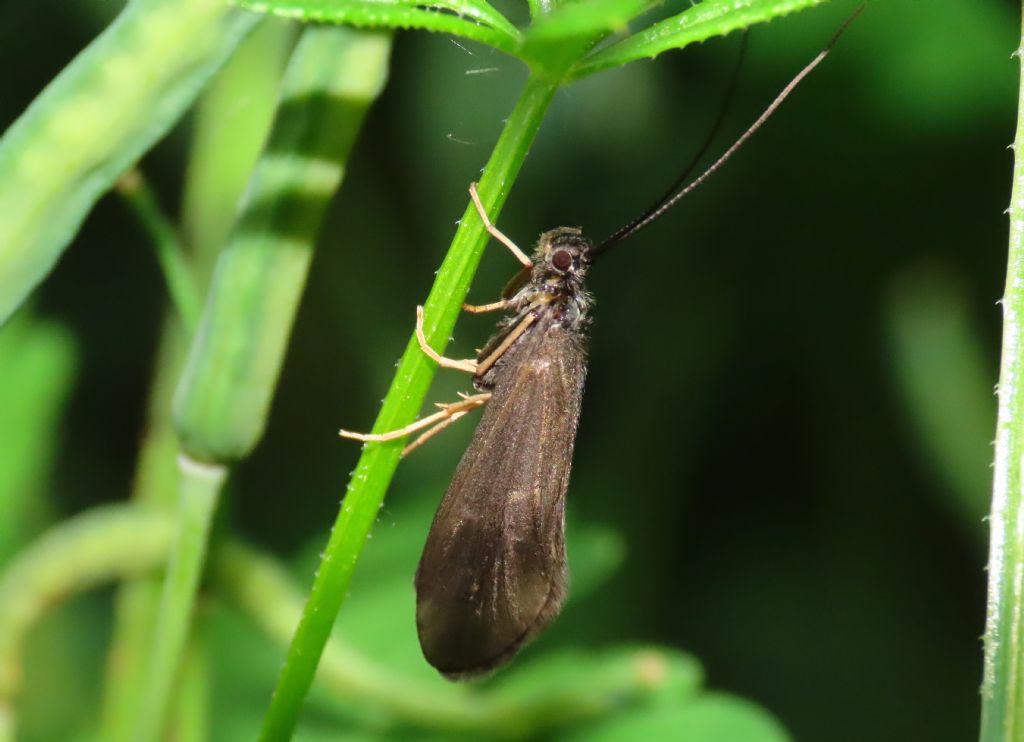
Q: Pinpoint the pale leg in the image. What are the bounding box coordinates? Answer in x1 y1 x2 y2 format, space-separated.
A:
415 305 478 374
339 392 491 444
462 299 512 313
468 182 533 268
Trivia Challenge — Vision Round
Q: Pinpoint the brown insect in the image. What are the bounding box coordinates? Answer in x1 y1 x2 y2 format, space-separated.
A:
340 8 861 679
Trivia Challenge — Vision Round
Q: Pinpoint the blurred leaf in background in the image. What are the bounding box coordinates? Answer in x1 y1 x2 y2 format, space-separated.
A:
0 313 76 559
0 312 79 741
885 264 995 543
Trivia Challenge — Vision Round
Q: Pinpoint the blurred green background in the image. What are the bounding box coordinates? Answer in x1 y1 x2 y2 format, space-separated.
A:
0 0 1018 739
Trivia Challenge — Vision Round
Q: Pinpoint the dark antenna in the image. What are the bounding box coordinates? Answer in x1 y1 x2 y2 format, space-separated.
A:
597 32 748 252
592 4 865 257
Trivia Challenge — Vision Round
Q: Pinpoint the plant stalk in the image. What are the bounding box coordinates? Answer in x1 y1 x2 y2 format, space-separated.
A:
138 25 393 740
100 22 295 738
133 457 226 741
981 10 1024 741
116 170 201 333
0 505 174 740
258 74 559 741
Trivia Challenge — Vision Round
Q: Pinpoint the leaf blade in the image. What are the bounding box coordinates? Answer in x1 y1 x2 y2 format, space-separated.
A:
0 0 260 326
525 0 656 43
234 0 523 54
572 0 832 79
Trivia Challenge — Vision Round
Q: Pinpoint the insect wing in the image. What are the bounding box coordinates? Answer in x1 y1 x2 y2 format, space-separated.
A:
415 324 586 678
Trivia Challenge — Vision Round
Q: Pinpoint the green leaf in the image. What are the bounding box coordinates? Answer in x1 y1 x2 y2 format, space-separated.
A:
0 313 76 561
884 266 994 537
0 506 176 701
0 0 260 326
572 0 832 79
567 520 626 599
173 27 393 463
525 0 656 43
524 0 546 25
560 692 791 742
519 0 657 76
492 647 703 725
182 19 298 269
233 0 523 54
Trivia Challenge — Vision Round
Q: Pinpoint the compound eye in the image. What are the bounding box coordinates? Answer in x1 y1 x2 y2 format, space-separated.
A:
552 249 573 272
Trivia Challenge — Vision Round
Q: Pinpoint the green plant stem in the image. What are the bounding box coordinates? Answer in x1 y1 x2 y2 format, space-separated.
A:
0 501 215 741
116 170 201 333
0 506 175 722
99 323 187 741
258 74 558 741
171 635 210 742
134 457 227 742
137 27 392 739
0 313 76 563
101 23 295 739
981 12 1024 741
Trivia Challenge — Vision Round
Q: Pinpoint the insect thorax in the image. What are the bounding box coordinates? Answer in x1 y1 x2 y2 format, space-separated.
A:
516 226 593 330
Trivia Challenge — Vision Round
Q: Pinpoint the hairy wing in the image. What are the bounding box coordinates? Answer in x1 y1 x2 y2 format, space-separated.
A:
415 325 586 678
